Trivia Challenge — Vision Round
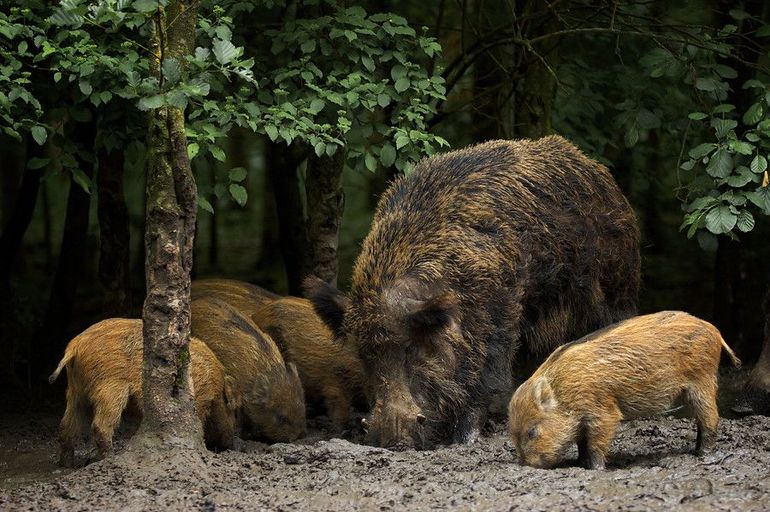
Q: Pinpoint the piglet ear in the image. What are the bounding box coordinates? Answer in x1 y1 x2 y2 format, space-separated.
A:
385 277 457 336
224 375 242 411
533 377 557 411
303 276 348 338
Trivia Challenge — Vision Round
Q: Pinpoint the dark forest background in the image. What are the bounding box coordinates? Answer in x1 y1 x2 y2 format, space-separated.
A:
2 0 770 398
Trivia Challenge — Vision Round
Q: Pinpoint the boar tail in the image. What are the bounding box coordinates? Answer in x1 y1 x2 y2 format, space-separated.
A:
48 352 73 384
720 338 742 368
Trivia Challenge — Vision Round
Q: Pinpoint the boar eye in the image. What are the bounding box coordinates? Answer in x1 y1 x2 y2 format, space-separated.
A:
527 426 538 440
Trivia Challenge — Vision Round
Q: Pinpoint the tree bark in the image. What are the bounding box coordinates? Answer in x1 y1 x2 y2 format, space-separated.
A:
305 149 345 286
97 147 131 316
134 0 203 450
267 141 308 295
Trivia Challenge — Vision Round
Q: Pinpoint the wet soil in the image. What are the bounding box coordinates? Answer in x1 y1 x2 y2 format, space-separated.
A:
2 378 769 511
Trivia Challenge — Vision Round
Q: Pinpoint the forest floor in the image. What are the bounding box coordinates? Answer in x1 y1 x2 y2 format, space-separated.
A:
1 378 769 511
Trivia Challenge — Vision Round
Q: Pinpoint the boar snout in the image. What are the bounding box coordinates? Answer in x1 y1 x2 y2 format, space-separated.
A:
364 400 427 450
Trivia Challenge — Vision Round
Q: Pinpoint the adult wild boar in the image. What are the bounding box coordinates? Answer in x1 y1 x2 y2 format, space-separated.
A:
306 136 640 448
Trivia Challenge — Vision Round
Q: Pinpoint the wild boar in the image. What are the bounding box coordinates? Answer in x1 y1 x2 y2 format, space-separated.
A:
191 297 306 442
306 136 640 448
508 311 741 470
192 278 278 320
49 318 239 467
252 296 368 430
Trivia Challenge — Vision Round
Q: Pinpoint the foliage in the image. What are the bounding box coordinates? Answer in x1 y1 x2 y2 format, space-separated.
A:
0 0 447 209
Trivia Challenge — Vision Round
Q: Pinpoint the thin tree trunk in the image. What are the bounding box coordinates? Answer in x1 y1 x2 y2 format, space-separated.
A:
305 150 345 286
97 147 131 316
267 141 308 295
0 139 45 288
134 0 203 450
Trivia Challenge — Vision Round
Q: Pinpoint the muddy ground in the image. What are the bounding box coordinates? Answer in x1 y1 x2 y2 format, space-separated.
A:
2 379 769 511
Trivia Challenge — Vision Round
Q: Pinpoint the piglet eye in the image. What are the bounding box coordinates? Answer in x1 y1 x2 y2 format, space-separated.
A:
527 426 538 440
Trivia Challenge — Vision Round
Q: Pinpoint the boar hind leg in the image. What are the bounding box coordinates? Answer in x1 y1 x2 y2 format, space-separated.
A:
687 377 719 454
579 407 621 470
91 384 130 459
58 392 88 467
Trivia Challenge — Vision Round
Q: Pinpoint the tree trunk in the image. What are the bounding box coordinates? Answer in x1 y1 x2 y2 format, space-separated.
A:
97 147 131 316
38 122 96 380
267 141 308 295
134 0 203 450
0 139 45 288
305 150 345 286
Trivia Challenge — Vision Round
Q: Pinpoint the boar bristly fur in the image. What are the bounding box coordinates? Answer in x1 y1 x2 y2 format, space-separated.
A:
192 279 279 320
307 136 640 448
508 311 741 470
252 297 368 430
191 297 306 443
50 318 239 467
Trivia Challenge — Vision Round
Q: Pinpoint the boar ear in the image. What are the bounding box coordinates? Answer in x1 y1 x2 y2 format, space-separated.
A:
224 375 241 411
287 362 300 381
303 275 348 338
533 377 557 411
386 278 457 335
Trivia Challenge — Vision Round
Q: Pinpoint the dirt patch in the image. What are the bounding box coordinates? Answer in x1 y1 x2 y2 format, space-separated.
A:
1 406 769 511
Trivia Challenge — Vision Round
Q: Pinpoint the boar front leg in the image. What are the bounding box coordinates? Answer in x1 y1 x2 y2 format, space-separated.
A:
324 385 353 432
452 407 486 444
578 406 621 470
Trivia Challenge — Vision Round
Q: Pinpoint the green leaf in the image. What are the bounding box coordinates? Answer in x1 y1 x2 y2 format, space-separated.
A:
395 135 410 150
743 103 763 125
713 119 738 138
365 152 377 172
27 157 50 170
362 55 375 73
213 39 237 65
729 140 753 155
198 196 214 214
79 80 92 96
695 77 718 92
377 94 391 108
31 126 47 146
705 205 737 234
71 168 92 194
210 146 226 162
300 39 316 53
689 143 716 160
308 99 325 114
751 154 768 174
161 57 182 85
724 171 755 187
711 104 735 114
736 209 755 232
137 95 165 111
688 112 708 120
133 0 158 13
314 142 326 157
624 125 639 147
394 78 410 93
229 184 247 206
380 144 396 167
229 167 247 182
747 187 770 213
265 125 278 141
714 64 738 79
50 8 84 27
188 143 199 159
706 149 733 178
